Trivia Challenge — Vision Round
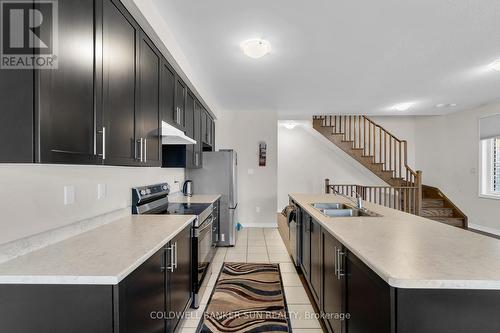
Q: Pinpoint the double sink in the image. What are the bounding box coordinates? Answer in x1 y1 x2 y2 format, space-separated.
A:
311 203 382 218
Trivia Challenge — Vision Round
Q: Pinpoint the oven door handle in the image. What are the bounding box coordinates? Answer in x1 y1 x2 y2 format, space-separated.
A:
195 217 214 237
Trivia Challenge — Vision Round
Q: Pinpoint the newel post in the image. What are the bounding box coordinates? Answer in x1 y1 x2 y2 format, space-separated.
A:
416 170 423 216
325 178 330 194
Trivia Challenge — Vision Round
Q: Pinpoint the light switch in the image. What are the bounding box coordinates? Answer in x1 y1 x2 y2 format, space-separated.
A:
256 206 261 213
64 185 75 205
248 169 254 175
97 184 106 200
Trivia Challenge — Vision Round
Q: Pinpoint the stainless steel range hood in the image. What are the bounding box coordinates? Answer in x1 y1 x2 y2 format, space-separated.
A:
161 121 196 145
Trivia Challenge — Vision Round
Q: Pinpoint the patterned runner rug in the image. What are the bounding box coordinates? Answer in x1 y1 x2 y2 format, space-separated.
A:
199 262 291 333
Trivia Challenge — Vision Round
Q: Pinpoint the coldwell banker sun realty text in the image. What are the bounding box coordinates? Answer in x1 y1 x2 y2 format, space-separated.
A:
0 0 58 69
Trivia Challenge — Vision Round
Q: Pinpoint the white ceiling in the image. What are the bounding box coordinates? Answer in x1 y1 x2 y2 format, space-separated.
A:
151 0 500 116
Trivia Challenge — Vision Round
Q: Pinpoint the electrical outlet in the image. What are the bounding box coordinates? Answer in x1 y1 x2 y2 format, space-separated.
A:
64 185 75 205
256 206 261 213
97 184 106 200
221 234 225 242
248 169 254 175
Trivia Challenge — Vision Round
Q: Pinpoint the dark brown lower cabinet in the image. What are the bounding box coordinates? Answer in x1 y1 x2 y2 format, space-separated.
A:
309 218 321 304
167 225 192 332
0 225 192 333
321 230 344 333
300 212 311 280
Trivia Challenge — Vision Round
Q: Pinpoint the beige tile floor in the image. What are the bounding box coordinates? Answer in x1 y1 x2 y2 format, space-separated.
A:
179 227 323 332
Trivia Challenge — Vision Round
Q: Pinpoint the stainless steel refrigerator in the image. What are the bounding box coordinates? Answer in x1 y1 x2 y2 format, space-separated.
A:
186 150 238 246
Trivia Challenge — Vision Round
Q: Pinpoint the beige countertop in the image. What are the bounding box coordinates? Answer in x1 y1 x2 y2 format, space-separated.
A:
0 215 195 285
168 193 221 204
290 193 500 290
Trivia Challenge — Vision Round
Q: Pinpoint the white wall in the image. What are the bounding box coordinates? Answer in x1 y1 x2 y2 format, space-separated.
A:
277 121 386 210
414 103 500 233
0 165 184 245
216 110 278 227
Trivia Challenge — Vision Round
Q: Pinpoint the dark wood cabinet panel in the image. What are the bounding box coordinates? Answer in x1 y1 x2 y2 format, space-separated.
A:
192 100 203 168
300 212 311 280
160 60 176 126
310 218 321 303
37 0 97 164
174 78 186 130
117 247 166 333
101 0 139 166
0 284 113 333
0 69 33 162
201 108 208 145
138 32 161 167
185 91 195 168
322 230 344 333
345 251 392 333
167 225 192 332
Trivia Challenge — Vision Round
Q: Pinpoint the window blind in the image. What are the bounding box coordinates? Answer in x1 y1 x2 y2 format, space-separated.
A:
494 138 500 193
480 114 500 140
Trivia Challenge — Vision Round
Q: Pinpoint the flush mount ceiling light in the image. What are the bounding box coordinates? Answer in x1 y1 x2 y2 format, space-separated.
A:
241 39 271 59
283 122 298 130
435 103 457 108
392 102 413 111
489 59 500 71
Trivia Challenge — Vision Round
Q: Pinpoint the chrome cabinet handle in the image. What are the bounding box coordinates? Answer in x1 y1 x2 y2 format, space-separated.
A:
336 247 346 280
195 152 199 166
166 244 175 272
97 127 106 160
137 138 144 162
334 246 338 278
174 242 178 269
144 138 147 163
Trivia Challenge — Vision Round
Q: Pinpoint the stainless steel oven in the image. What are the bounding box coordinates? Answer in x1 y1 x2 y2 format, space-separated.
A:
193 211 217 308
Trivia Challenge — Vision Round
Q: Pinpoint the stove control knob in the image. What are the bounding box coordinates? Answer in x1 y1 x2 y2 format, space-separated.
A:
162 185 168 191
146 189 151 194
140 190 147 196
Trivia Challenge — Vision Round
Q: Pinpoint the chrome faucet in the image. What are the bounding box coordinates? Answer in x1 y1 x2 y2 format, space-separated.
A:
333 189 365 210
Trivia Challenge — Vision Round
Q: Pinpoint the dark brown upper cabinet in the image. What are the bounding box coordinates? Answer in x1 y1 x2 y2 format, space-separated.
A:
174 77 186 131
101 0 140 166
160 59 176 127
137 31 161 167
185 91 195 169
192 100 203 168
37 0 97 164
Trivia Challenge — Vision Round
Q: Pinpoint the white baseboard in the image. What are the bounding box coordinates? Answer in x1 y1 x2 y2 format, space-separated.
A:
468 223 500 237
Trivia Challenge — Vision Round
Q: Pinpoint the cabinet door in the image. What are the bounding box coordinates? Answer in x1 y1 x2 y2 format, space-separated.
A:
37 0 97 164
0 69 33 162
310 218 321 303
201 108 208 145
138 31 161 167
185 91 195 168
102 0 140 166
211 117 216 149
300 212 311 280
345 251 392 333
322 230 345 333
192 100 203 168
167 225 192 332
117 247 166 333
160 59 176 126
174 77 186 130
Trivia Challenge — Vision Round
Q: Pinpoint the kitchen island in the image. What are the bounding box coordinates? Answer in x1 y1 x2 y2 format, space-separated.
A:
290 193 500 333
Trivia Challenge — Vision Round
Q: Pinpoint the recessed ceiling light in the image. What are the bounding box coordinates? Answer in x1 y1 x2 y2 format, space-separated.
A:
241 39 271 59
489 59 500 71
435 103 457 108
392 102 413 111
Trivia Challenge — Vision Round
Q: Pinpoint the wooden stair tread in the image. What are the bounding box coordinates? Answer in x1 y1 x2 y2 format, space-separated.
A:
421 207 454 217
422 198 445 208
429 217 465 228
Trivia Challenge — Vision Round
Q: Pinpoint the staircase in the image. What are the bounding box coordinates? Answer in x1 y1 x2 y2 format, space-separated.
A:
314 115 467 228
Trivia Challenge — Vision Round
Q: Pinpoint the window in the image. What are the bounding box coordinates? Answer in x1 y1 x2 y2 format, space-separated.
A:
481 136 500 198
494 137 500 193
480 114 500 199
